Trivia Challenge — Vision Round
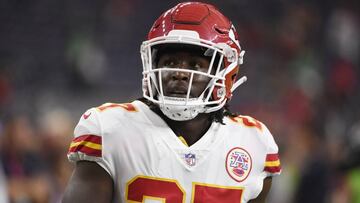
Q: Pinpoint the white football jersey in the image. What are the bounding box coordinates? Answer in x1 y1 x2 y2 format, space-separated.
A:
68 100 281 203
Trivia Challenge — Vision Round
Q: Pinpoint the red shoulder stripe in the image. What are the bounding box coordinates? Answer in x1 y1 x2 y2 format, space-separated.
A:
264 166 281 174
72 134 101 144
265 153 279 162
68 144 101 157
68 134 102 157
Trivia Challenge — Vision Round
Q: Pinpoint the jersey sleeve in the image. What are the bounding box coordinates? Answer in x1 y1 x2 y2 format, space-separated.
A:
262 125 282 177
68 108 101 162
67 107 113 177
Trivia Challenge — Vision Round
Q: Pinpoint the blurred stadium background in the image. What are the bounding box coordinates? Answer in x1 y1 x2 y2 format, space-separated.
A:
0 0 359 202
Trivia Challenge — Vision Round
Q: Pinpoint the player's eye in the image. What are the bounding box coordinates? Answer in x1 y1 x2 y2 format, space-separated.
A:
189 60 206 72
164 60 178 67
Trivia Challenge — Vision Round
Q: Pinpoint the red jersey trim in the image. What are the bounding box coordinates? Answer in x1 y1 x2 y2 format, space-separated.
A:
68 134 102 157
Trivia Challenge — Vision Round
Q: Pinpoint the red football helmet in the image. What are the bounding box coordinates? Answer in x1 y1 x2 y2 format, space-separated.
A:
141 2 246 120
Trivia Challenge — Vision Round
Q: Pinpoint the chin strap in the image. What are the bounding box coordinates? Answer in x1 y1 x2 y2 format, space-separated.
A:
231 76 247 93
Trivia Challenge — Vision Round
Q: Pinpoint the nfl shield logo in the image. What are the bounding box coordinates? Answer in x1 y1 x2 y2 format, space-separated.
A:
185 153 196 166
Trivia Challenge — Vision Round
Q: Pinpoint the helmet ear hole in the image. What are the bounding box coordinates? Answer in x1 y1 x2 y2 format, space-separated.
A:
232 73 237 82
212 86 222 100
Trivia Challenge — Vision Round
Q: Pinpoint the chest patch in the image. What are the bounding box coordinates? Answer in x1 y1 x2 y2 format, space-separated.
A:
226 147 252 182
184 152 196 167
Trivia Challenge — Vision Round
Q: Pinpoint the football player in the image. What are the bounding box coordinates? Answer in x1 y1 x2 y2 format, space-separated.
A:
63 2 281 203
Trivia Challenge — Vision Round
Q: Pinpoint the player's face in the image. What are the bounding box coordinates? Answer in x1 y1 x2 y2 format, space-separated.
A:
156 51 211 98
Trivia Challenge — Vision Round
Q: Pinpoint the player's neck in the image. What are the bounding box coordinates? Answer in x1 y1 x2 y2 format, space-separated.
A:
142 99 214 146
162 112 213 146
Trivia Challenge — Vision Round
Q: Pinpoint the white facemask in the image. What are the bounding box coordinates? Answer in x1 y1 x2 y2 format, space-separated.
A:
141 30 246 121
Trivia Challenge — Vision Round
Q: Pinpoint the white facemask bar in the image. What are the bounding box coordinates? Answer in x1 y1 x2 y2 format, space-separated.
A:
141 33 246 113
146 68 225 106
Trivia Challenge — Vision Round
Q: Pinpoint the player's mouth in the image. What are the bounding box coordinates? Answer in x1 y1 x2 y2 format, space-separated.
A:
167 90 189 97
165 85 190 97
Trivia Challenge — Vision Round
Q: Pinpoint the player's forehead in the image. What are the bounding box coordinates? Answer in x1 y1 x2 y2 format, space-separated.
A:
154 44 209 59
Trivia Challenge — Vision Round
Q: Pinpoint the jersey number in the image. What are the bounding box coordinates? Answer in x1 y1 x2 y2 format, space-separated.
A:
96 103 137 112
231 115 263 131
126 176 243 203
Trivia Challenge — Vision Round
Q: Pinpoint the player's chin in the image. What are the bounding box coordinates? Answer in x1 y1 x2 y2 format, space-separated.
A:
165 91 202 98
166 93 188 98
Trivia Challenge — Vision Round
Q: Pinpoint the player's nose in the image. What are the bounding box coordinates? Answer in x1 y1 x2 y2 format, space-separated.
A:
171 60 191 81
171 70 190 81
172 59 191 81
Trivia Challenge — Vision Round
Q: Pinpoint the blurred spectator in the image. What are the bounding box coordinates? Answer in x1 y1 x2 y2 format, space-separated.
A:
0 162 9 203
37 108 74 202
0 116 50 203
327 9 360 64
